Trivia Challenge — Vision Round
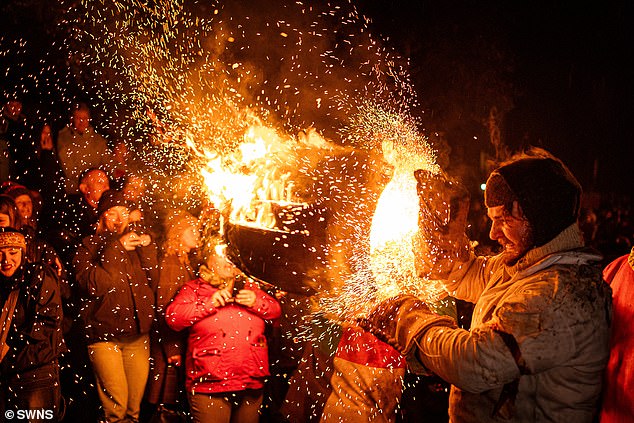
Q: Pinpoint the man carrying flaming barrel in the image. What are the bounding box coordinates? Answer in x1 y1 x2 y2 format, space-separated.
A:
361 148 611 422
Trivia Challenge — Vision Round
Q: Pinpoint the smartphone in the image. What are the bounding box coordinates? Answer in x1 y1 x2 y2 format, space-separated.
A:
232 275 247 298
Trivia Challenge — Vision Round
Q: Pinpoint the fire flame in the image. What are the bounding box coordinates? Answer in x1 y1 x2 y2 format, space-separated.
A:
198 124 324 231
369 137 443 302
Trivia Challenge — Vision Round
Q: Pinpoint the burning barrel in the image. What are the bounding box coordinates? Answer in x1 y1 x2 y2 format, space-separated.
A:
224 201 329 295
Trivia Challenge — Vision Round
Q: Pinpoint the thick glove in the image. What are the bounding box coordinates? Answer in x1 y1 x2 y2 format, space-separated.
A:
414 170 471 277
358 295 456 355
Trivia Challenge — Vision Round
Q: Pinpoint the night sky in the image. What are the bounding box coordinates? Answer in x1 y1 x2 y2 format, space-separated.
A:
356 0 633 196
1 0 632 196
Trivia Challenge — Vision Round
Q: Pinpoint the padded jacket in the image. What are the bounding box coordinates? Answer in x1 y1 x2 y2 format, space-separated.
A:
166 277 281 394
414 224 612 422
74 232 158 343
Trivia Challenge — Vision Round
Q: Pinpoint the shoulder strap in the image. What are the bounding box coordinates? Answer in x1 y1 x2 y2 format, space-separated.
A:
491 328 531 419
0 289 20 362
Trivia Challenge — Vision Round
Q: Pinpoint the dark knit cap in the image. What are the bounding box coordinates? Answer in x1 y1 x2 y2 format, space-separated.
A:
97 190 129 217
485 156 582 247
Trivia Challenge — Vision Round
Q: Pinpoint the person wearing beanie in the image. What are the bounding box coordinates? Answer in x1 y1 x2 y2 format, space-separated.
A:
0 227 66 419
73 189 158 423
361 148 611 422
1 183 36 230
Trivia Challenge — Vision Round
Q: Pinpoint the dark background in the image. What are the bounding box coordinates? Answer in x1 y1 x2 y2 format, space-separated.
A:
1 0 632 197
356 0 633 197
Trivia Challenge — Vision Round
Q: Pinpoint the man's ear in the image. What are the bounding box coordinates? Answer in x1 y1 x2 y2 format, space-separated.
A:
79 182 88 195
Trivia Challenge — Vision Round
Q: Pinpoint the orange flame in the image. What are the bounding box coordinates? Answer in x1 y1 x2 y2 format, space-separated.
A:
369 139 444 302
199 124 324 230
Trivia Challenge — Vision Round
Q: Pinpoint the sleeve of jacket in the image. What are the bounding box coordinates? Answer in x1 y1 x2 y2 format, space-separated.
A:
440 253 501 304
73 236 130 297
95 132 116 175
55 129 77 183
413 274 575 393
248 286 282 320
136 242 160 292
165 282 217 331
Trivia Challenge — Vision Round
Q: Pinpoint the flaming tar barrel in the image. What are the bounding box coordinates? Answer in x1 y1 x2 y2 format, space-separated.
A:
224 201 329 295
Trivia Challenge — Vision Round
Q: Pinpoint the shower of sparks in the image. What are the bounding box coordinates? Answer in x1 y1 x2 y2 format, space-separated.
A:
54 0 454 320
2 2 459 411
318 103 454 321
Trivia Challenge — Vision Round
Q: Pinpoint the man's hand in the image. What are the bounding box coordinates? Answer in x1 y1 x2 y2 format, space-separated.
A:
235 289 257 308
53 257 63 277
0 213 10 227
414 170 471 277
40 131 54 151
128 209 143 223
138 234 151 247
358 295 456 355
119 231 144 251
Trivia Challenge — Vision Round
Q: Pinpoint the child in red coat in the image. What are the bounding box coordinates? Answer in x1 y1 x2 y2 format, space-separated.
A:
166 242 281 423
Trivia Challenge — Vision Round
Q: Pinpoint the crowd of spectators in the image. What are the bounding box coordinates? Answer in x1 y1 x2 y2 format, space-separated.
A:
0 94 631 423
0 96 292 423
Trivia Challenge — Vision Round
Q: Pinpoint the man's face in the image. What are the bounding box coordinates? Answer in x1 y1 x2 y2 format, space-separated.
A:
72 109 90 133
487 202 534 265
14 194 33 222
0 247 22 278
80 171 110 208
103 206 129 234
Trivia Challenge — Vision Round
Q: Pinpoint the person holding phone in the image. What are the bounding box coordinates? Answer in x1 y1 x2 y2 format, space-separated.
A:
165 237 281 423
73 189 158 423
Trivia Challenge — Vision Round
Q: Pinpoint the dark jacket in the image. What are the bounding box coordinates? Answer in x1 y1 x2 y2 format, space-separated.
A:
74 232 158 343
0 262 65 377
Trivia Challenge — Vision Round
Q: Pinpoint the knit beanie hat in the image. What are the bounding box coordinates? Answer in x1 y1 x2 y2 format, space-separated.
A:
0 227 26 250
485 156 582 247
97 189 129 217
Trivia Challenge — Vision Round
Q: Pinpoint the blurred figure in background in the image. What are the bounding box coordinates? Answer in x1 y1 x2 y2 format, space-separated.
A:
145 210 201 414
2 184 38 232
0 97 29 184
56 103 113 195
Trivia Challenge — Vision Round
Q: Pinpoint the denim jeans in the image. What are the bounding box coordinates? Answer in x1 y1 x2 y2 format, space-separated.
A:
87 334 149 423
0 361 63 422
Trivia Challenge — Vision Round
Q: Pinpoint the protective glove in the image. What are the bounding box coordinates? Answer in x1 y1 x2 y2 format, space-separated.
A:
414 170 471 278
358 295 456 355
